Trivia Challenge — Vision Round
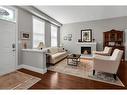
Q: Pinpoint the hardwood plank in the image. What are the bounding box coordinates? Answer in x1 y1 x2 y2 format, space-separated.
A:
18 61 127 89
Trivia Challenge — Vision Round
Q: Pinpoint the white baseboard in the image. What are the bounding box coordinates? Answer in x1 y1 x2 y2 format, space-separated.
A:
17 64 47 74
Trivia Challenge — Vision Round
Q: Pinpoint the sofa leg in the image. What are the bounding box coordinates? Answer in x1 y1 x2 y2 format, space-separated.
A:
93 70 95 75
113 74 116 80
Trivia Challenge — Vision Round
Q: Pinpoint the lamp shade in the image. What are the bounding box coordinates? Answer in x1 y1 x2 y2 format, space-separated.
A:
37 42 45 49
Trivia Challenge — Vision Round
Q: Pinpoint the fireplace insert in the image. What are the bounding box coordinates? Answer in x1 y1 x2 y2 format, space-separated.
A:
81 47 91 54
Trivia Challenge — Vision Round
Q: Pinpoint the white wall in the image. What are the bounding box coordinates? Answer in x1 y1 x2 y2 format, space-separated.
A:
18 8 33 65
61 16 127 60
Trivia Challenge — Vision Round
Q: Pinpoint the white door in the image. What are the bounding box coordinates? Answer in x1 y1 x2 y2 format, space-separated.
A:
0 20 16 75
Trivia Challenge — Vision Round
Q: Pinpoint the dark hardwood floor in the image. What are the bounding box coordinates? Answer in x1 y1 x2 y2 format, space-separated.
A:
18 60 127 89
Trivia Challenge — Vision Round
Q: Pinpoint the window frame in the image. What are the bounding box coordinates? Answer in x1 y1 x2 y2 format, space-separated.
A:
51 24 58 47
32 16 45 48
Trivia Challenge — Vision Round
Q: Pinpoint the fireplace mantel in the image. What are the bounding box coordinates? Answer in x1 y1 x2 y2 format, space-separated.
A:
77 42 97 45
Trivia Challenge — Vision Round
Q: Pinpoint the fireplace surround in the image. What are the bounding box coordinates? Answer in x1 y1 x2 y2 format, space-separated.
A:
76 42 97 54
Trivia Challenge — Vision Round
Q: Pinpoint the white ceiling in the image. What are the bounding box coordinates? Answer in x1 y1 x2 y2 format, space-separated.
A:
35 6 127 24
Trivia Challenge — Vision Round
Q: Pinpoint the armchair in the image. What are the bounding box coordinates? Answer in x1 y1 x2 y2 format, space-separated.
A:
94 46 112 56
93 49 123 80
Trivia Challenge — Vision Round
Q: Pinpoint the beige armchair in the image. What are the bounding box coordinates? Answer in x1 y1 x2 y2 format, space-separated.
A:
93 49 123 80
94 46 112 56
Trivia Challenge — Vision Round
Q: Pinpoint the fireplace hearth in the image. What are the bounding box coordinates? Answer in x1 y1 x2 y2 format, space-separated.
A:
81 47 91 54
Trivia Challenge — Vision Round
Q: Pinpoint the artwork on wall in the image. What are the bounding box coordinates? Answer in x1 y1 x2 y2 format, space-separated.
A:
21 32 30 40
20 32 31 49
64 36 67 40
64 34 72 41
68 34 72 38
81 29 92 42
67 34 72 41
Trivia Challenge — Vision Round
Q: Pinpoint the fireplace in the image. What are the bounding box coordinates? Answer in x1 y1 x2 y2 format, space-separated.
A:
81 47 91 54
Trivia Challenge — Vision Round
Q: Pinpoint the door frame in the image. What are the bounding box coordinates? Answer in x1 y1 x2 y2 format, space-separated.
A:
0 6 18 74
0 19 18 74
15 7 18 70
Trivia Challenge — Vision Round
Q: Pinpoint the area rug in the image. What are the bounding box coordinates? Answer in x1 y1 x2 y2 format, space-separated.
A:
48 59 124 87
0 71 41 89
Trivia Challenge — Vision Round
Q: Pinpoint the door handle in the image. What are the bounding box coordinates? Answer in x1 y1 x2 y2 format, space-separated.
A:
12 43 16 51
12 43 15 48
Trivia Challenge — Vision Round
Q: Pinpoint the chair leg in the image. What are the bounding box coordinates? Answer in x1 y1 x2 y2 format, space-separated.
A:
113 74 116 80
93 70 95 75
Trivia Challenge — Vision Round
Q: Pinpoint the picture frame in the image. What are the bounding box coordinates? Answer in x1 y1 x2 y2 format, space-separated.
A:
68 37 72 41
67 34 72 41
21 32 30 40
64 36 67 40
81 29 92 42
68 34 72 38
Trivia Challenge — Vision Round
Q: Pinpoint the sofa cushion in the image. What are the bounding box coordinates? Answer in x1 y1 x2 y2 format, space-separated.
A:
48 47 58 54
58 47 64 52
51 52 67 58
49 51 68 64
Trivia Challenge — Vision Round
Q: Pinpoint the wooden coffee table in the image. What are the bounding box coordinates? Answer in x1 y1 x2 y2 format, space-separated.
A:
67 54 81 66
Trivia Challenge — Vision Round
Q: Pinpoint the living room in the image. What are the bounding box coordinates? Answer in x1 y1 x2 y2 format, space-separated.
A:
0 5 127 90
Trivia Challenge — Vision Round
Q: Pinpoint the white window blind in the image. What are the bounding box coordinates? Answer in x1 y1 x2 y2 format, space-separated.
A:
51 25 58 47
33 17 45 48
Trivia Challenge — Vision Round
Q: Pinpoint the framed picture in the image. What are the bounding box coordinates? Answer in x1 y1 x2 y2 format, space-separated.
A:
68 34 72 38
68 37 72 41
21 32 30 40
81 29 92 42
67 34 72 41
64 36 67 40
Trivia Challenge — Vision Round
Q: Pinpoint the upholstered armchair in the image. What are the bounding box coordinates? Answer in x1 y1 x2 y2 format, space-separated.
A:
94 46 112 56
93 49 123 80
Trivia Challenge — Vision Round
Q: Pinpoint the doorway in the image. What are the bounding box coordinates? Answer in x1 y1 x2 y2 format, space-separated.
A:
0 20 17 75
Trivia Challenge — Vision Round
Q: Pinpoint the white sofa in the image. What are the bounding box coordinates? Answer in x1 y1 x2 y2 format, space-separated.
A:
93 49 123 80
46 47 68 64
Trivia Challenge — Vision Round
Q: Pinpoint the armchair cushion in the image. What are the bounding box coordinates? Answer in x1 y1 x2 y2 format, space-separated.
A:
94 54 110 61
110 49 123 61
94 46 112 56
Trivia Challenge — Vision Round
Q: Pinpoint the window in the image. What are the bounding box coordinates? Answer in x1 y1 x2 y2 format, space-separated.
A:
0 6 16 22
51 25 58 47
33 17 45 48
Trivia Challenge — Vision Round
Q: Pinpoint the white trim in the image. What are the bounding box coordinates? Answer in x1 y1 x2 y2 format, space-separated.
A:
77 42 97 45
19 6 62 26
17 64 47 74
15 7 18 73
